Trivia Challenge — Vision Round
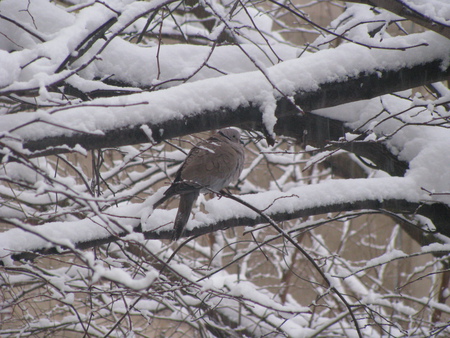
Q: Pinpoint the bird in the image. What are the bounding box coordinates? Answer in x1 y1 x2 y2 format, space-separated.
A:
153 128 245 240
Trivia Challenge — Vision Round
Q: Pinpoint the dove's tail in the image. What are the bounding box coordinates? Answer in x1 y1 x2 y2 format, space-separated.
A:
173 191 199 240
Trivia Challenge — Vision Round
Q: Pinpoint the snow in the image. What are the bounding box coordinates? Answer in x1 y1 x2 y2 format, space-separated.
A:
83 40 299 88
92 265 158 290
198 272 312 336
315 92 450 204
0 0 115 95
0 33 450 260
1 30 448 141
358 249 408 272
0 175 426 262
405 0 450 25
0 0 72 50
1 0 449 151
1 23 450 257
1 1 450 336
0 202 143 261
0 51 21 87
202 177 421 223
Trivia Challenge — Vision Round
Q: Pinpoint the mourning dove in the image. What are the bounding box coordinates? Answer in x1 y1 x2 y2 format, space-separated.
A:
154 128 245 240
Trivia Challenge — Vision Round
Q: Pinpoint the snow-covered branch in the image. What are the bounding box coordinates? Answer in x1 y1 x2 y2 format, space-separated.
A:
2 32 449 166
346 0 450 39
2 176 447 263
2 1 450 336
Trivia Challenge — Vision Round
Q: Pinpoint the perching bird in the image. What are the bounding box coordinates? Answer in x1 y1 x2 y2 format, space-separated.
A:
153 128 245 240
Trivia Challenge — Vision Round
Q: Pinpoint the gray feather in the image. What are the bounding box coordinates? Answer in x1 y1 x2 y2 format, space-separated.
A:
153 128 245 240
173 192 199 240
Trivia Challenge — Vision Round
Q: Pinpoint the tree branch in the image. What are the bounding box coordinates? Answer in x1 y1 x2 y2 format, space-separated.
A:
345 0 450 39
12 57 448 177
5 198 448 263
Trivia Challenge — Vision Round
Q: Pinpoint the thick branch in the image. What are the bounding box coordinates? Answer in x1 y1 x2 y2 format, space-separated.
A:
17 58 449 177
7 198 446 263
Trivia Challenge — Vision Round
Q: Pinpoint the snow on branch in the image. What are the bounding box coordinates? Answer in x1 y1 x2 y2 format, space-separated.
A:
346 0 450 39
1 31 449 162
2 2 450 336
1 176 445 264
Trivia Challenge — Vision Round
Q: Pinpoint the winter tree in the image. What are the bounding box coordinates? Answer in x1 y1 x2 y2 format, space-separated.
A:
1 0 450 336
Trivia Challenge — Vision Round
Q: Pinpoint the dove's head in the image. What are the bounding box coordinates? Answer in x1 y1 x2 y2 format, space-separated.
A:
218 128 242 144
